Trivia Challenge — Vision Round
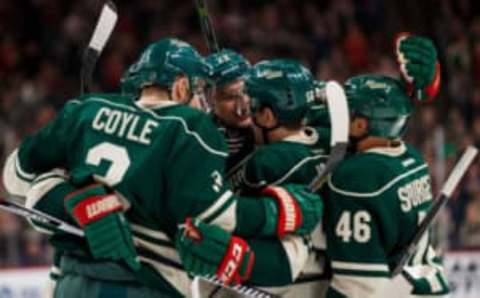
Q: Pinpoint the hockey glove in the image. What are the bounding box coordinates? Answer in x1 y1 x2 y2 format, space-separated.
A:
395 33 441 101
261 184 323 238
64 184 140 271
176 218 254 285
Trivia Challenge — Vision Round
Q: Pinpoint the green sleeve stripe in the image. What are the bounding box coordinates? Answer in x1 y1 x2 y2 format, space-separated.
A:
328 163 428 198
436 272 450 294
197 190 233 221
31 173 66 186
14 154 35 182
332 269 390 277
203 195 236 224
88 97 228 157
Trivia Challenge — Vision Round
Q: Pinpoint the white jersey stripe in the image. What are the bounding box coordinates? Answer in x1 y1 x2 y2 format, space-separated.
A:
197 190 233 221
3 150 31 197
328 164 428 198
332 261 389 272
15 152 35 181
270 154 328 186
130 223 171 242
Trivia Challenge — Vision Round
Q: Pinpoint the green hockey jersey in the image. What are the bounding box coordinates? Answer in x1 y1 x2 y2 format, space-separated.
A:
239 127 329 194
3 93 311 296
324 142 449 298
236 127 329 288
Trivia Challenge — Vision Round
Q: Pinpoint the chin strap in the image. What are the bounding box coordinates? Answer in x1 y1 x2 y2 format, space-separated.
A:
253 121 282 145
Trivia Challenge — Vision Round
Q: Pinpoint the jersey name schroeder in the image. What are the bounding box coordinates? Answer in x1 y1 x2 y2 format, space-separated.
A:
397 175 432 212
92 107 158 145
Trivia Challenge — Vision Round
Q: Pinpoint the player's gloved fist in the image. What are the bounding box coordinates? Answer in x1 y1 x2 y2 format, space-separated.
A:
261 184 323 238
176 218 254 285
395 33 441 101
64 184 140 271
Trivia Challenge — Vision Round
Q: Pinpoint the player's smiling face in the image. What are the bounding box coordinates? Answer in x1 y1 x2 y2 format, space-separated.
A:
213 79 252 128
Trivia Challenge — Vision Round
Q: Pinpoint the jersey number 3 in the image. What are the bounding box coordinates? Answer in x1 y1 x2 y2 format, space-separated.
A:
86 142 131 186
335 210 372 243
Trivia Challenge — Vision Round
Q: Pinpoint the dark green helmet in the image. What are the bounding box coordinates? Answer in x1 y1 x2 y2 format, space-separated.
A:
120 38 211 94
206 49 251 87
246 59 315 124
344 75 413 139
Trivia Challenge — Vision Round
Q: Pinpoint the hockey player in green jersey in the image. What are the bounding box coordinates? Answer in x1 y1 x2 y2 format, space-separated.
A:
2 38 323 297
206 49 256 178
324 74 449 298
232 59 332 297
241 59 330 193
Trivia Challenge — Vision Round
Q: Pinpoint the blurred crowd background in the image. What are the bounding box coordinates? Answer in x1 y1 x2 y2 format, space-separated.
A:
0 0 480 267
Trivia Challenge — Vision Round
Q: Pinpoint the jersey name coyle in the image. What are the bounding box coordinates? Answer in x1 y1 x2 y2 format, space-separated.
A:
91 107 159 145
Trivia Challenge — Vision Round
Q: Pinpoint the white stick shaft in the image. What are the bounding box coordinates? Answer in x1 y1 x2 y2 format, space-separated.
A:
441 146 478 197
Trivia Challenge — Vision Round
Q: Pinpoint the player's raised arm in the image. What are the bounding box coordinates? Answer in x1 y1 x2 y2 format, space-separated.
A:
395 34 441 102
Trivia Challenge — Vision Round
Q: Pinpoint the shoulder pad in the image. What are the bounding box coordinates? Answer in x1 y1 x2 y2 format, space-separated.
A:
329 154 394 198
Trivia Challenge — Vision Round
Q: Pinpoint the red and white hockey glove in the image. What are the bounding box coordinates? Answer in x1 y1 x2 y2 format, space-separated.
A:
261 184 323 238
176 218 255 285
395 32 441 102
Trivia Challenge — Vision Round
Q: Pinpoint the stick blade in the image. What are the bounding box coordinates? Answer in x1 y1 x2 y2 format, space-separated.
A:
89 1 118 52
308 81 350 192
81 1 118 94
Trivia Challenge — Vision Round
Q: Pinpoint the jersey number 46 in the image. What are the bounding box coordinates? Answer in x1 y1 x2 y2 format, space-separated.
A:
335 210 372 243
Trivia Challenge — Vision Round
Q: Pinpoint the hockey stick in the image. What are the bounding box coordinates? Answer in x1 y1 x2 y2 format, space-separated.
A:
0 198 84 237
193 0 220 113
391 146 478 276
192 276 281 298
308 81 350 192
80 1 118 94
194 0 220 53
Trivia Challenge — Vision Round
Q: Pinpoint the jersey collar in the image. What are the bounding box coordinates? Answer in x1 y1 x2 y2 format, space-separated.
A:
134 100 180 110
365 141 407 157
282 127 319 145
